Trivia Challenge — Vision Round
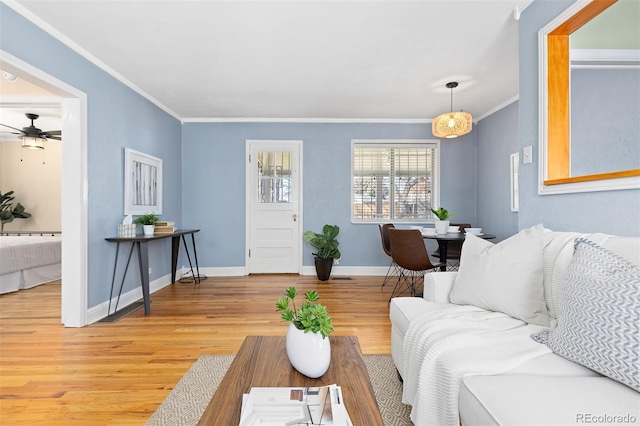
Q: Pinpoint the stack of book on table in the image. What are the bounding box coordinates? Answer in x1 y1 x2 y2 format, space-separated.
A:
154 221 175 234
239 384 352 425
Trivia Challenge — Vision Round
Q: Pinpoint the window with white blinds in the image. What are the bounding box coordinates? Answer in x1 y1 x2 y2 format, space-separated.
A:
351 140 439 222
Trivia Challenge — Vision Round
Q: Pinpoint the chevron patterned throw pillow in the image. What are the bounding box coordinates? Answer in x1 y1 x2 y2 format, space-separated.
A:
542 238 640 391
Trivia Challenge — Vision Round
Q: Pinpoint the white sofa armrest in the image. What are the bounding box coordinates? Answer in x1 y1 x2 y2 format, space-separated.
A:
423 271 457 303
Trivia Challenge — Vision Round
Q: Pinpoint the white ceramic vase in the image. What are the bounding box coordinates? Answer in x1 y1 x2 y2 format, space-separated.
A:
143 225 155 236
285 323 331 378
434 219 449 235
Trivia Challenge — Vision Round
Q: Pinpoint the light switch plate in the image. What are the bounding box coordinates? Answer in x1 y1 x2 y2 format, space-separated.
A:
523 146 533 164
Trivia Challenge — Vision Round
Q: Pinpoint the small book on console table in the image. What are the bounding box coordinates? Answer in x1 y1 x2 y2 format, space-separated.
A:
154 225 176 234
239 384 352 425
155 221 175 227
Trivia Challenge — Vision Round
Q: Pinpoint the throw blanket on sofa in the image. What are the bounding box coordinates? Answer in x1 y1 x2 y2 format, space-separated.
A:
402 305 551 425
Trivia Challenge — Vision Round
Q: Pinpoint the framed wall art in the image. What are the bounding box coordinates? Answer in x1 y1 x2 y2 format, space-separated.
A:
124 148 162 215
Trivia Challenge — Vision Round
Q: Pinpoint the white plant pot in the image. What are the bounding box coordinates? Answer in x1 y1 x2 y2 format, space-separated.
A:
434 219 449 235
143 225 155 236
285 323 331 378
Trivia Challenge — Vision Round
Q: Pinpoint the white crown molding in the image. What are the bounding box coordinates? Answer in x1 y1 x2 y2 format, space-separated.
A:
571 49 640 68
182 117 432 124
3 0 181 121
475 95 519 122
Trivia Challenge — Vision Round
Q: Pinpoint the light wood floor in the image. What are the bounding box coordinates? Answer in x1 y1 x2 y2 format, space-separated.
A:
0 274 393 425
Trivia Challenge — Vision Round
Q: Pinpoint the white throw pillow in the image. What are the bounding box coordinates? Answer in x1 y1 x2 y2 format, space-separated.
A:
450 226 549 326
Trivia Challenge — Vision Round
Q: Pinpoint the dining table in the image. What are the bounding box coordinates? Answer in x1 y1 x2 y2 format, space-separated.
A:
422 231 496 271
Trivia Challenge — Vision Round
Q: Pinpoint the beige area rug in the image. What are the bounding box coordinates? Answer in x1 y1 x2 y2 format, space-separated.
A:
146 355 412 426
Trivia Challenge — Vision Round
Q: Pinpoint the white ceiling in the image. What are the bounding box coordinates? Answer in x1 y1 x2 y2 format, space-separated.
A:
6 0 532 122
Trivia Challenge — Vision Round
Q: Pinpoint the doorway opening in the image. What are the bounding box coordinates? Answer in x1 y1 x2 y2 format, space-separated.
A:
1 50 88 327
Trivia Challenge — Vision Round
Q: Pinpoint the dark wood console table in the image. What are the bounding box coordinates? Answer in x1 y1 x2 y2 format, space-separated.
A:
105 229 200 316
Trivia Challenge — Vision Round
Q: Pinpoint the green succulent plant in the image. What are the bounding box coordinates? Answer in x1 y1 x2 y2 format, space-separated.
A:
431 207 457 221
276 286 334 339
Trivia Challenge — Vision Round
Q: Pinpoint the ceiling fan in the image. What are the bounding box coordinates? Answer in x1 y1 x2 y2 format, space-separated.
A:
0 113 62 149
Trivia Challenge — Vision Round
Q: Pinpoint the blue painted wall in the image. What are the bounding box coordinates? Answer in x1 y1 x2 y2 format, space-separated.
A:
181 122 477 268
518 0 640 236
1 4 183 308
476 101 519 241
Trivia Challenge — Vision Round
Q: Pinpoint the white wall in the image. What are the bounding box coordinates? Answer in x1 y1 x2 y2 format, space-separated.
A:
0 140 61 232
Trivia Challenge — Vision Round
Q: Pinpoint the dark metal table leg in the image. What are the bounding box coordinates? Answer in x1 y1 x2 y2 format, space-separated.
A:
190 233 201 283
171 236 180 283
107 242 121 315
181 235 197 283
136 241 151 315
438 241 448 271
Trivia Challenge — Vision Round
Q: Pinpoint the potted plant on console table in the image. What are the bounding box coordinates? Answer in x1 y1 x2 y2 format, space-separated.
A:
431 207 456 235
303 224 340 281
134 213 160 236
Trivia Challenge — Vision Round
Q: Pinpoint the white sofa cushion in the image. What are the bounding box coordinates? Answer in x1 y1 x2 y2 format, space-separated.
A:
389 298 452 377
505 353 601 377
537 238 640 392
460 375 640 426
389 297 451 338
450 225 549 326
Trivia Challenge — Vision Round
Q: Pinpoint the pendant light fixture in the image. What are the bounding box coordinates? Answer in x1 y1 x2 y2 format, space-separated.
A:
21 136 45 150
432 82 472 138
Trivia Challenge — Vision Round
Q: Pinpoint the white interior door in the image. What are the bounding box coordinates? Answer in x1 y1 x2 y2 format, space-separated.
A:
247 140 301 274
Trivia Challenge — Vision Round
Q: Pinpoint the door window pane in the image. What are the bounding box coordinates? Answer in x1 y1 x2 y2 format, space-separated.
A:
257 151 292 203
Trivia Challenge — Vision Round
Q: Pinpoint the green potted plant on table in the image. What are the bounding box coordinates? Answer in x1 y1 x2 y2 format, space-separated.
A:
303 224 340 281
276 286 333 378
133 213 160 236
0 190 31 232
431 207 456 235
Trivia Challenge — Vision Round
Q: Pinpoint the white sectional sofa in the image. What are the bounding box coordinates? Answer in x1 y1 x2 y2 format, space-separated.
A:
389 226 640 426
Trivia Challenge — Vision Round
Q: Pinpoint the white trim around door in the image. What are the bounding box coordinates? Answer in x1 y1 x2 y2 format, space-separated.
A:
1 50 88 327
245 140 303 275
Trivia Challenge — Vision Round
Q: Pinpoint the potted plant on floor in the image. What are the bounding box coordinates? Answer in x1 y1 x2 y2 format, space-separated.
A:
303 224 340 281
276 286 333 378
0 190 31 232
431 207 456 235
134 213 160 236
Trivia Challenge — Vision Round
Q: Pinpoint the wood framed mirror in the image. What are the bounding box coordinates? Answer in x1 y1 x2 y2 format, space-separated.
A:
539 0 640 194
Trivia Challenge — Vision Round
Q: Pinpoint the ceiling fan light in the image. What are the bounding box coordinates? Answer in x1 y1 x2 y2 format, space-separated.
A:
432 111 472 138
22 136 45 149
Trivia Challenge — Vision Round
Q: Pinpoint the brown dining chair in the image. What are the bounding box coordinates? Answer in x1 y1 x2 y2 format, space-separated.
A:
432 223 471 271
388 228 445 300
378 223 402 289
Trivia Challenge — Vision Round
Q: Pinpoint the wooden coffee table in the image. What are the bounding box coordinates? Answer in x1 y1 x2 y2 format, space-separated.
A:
197 335 384 425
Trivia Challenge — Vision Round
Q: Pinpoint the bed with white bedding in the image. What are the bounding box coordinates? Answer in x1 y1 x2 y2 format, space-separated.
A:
0 235 62 294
